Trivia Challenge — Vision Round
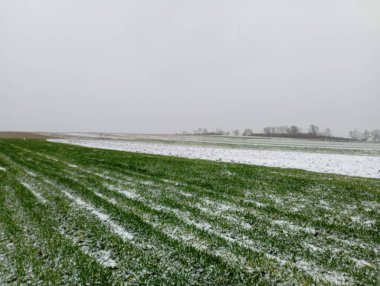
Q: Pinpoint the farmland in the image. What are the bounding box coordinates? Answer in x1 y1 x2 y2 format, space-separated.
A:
51 136 380 179
50 133 380 156
0 139 379 285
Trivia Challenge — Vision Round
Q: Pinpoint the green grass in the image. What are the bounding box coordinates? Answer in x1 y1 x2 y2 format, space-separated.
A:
0 139 379 285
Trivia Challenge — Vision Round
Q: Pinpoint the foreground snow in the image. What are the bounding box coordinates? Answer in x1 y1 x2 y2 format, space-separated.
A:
51 139 380 179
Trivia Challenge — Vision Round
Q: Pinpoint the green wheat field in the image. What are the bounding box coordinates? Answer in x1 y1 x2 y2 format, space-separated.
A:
0 139 379 285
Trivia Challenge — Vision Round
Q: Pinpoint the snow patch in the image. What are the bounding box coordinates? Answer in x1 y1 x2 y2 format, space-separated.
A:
61 232 118 268
45 155 58 162
24 170 37 177
303 243 322 252
295 260 350 284
245 199 266 208
272 220 316 234
351 258 373 268
106 184 139 199
120 190 139 199
94 191 117 205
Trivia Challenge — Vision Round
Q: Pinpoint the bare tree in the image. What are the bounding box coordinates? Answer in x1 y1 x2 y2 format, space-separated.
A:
289 125 301 136
349 129 361 140
263 127 271 135
215 128 223 135
371 129 380 142
349 129 380 142
323 128 332 137
308 124 320 137
276 126 289 134
264 125 302 136
363 130 370 141
194 128 208 135
242 129 253 136
232 129 240 136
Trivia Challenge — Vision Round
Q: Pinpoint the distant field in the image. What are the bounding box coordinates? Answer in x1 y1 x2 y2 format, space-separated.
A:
50 133 380 156
51 138 380 178
0 139 379 285
0 132 54 139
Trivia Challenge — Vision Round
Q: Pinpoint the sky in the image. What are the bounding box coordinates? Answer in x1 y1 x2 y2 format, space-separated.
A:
1 0 379 136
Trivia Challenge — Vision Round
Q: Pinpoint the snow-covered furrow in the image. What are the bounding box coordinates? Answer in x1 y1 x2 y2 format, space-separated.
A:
26 175 239 280
90 190 258 272
19 181 48 204
50 139 380 178
60 188 134 241
0 227 16 285
40 177 134 242
19 177 120 269
61 232 118 269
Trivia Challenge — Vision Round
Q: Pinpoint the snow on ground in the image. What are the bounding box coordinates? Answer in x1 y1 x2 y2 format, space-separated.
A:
50 139 380 179
19 181 48 204
52 133 380 154
57 186 134 241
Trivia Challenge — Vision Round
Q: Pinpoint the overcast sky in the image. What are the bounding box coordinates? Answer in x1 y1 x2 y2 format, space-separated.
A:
1 0 379 136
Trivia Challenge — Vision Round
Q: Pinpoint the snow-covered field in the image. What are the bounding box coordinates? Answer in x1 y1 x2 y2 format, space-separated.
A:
51 139 380 179
47 132 380 155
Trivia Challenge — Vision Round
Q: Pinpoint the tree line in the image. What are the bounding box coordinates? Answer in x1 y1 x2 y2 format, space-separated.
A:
183 125 380 142
348 129 380 142
189 125 334 139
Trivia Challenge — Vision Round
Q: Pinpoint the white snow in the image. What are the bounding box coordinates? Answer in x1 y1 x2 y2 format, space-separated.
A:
351 258 373 268
105 184 140 199
19 181 48 204
303 243 322 252
120 190 139 199
93 250 118 268
61 231 118 268
272 220 316 234
24 170 37 177
93 191 117 204
295 260 350 285
45 155 58 162
50 139 380 178
244 199 266 208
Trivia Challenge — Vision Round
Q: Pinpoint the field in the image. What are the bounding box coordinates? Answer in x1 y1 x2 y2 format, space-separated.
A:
50 133 380 156
51 136 380 179
0 139 379 285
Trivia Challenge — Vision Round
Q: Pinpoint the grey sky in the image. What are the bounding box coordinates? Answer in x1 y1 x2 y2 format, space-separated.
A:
1 0 379 136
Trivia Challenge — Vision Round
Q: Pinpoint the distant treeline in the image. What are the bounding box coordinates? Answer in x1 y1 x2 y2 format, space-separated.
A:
183 125 380 142
348 129 380 142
